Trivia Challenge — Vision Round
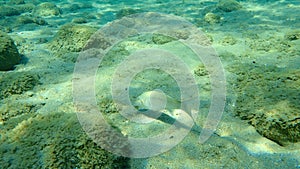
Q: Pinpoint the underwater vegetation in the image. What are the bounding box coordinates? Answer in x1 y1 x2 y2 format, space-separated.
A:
0 31 21 71
231 63 300 146
0 72 39 99
48 23 97 58
0 112 130 168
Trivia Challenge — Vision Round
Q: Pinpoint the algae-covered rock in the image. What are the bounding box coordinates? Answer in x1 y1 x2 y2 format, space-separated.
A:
152 34 175 45
0 100 42 123
16 15 47 25
0 72 39 98
220 35 237 45
72 17 87 24
232 64 300 145
48 23 97 57
285 30 300 41
0 31 22 71
116 8 140 19
0 112 130 168
15 3 35 13
9 0 25 5
99 99 119 114
251 101 300 145
0 5 20 17
217 0 242 12
33 2 61 17
218 51 238 61
204 12 221 24
246 35 292 52
194 64 209 76
16 15 35 24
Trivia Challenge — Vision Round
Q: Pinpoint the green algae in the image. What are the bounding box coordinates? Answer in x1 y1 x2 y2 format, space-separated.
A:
231 63 300 145
152 34 176 45
8 0 25 5
194 63 209 77
48 23 97 58
285 30 300 41
0 5 20 18
217 0 242 12
0 31 21 71
0 72 39 99
116 8 141 19
220 35 237 45
204 12 221 24
0 100 42 124
0 112 129 168
33 2 61 17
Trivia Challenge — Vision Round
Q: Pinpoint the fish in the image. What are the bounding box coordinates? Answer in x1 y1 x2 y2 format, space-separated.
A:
133 90 203 134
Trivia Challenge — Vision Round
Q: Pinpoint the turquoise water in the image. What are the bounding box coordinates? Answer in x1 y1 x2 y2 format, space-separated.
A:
0 0 300 168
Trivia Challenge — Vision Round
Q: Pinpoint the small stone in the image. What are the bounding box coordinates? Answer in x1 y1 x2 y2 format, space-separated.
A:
9 0 25 5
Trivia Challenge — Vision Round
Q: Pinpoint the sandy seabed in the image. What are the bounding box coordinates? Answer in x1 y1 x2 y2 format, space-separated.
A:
0 0 300 168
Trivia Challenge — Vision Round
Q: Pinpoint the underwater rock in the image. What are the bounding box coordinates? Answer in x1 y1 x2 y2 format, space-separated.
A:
62 3 93 13
0 112 130 168
194 64 209 76
99 99 119 114
285 30 300 41
217 0 242 12
16 15 35 24
33 2 61 17
32 16 47 25
0 5 20 17
0 14 47 33
218 51 239 62
72 18 87 24
15 3 35 14
16 15 47 26
0 100 42 123
220 35 237 45
0 31 21 71
48 23 97 57
116 8 140 19
0 26 11 33
246 35 292 52
8 0 25 5
204 12 221 24
0 72 39 98
72 17 88 24
152 34 175 45
251 101 300 146
232 64 300 145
